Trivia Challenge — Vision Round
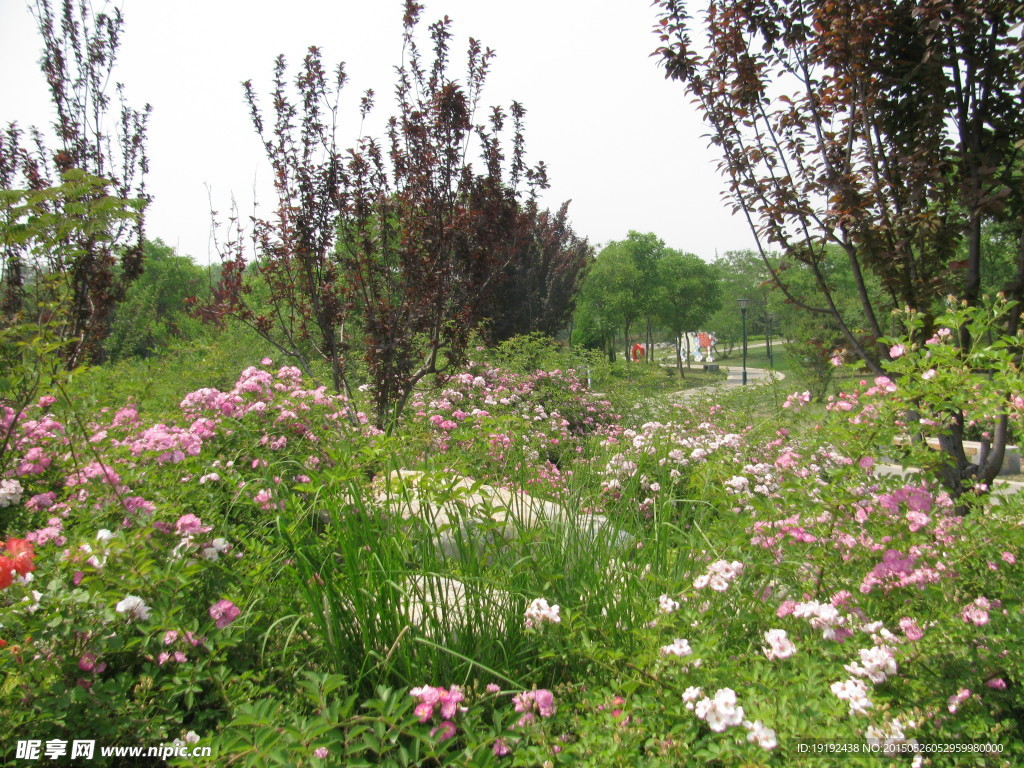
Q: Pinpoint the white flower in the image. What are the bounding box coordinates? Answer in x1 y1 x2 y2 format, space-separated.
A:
115 595 151 621
21 590 43 613
682 686 702 710
762 629 797 660
697 688 745 732
96 529 115 544
745 720 778 750
845 645 897 684
830 678 872 715
524 597 561 629
660 638 692 657
658 594 680 614
0 478 24 508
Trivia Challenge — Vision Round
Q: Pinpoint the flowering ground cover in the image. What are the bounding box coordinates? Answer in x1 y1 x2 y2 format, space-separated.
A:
1 313 1023 766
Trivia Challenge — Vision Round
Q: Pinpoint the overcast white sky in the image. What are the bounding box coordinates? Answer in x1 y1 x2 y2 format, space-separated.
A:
0 0 756 265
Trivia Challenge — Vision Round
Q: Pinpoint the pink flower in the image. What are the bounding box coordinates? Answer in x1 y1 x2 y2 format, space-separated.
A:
776 600 796 618
493 738 511 756
486 683 501 694
431 720 457 741
209 599 241 629
889 344 906 359
313 747 329 758
961 598 990 626
898 617 923 641
1001 551 1016 565
175 514 212 536
513 689 555 721
948 688 971 713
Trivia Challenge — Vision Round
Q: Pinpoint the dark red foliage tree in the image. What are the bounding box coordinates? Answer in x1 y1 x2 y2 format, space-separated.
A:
205 1 551 429
0 0 150 365
483 200 593 343
655 0 1024 489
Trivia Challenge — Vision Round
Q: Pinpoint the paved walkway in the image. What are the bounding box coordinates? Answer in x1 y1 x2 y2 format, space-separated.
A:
668 365 784 401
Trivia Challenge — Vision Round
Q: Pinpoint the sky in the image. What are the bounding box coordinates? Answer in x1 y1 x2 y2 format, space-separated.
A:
0 0 757 265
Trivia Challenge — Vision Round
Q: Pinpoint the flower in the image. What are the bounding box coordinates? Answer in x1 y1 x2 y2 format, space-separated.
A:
115 595 151 621
524 597 561 628
5 538 35 576
830 678 872 715
898 617 923 641
745 720 778 750
889 344 906 358
0 479 23 508
681 686 702 710
961 597 990 626
844 645 897 684
658 593 680 613
947 688 971 713
660 638 693 657
431 720 457 741
175 514 212 536
693 688 745 732
762 629 796 660
513 689 556 727
313 747 329 758
493 738 511 757
209 599 240 628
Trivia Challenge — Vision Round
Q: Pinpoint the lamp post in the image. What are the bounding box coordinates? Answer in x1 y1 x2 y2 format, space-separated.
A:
737 297 749 385
766 312 776 370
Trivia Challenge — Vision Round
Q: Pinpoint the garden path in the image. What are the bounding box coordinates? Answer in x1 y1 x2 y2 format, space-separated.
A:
670 366 784 401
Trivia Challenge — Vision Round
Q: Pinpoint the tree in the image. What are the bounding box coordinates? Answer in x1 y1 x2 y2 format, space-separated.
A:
705 250 772 354
656 0 1024 490
104 239 211 361
205 1 550 429
0 0 150 365
482 200 592 343
573 247 634 362
655 251 721 377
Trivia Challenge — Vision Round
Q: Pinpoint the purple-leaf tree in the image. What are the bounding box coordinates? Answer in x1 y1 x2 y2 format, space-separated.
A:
655 0 1024 490
205 1 552 429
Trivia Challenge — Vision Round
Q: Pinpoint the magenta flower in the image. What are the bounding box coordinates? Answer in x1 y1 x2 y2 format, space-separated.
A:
209 599 241 629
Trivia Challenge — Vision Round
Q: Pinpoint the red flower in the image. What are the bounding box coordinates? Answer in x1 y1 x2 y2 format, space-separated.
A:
0 556 14 589
5 539 35 576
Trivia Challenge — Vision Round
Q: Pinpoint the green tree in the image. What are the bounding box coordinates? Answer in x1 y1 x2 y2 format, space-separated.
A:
573 246 638 362
655 251 721 377
104 239 211 361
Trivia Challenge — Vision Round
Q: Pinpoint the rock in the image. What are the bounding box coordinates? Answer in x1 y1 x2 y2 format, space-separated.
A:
375 470 632 559
399 574 511 635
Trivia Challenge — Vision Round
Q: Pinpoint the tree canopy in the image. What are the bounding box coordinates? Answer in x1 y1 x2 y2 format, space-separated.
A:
656 0 1024 487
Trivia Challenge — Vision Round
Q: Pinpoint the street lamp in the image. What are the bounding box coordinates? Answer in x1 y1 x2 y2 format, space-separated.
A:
766 312 776 370
737 297 750 385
